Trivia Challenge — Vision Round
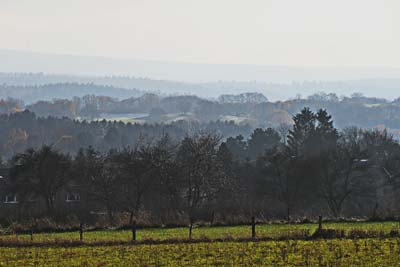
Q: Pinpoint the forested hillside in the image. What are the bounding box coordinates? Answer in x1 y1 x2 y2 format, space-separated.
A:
0 111 252 159
3 108 400 222
0 83 144 104
2 72 400 100
2 91 400 139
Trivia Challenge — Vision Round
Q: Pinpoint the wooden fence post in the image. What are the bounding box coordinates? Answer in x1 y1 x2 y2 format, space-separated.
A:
318 216 323 231
189 223 193 240
79 222 83 241
251 216 256 239
132 220 137 242
30 219 34 241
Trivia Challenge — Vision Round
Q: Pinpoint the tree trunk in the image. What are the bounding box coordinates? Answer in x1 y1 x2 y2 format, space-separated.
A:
129 211 134 225
210 211 215 226
372 202 379 219
107 207 113 225
46 197 54 214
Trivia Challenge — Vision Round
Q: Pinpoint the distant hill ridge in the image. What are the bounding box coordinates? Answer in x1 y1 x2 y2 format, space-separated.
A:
1 72 400 102
0 82 144 104
1 49 400 100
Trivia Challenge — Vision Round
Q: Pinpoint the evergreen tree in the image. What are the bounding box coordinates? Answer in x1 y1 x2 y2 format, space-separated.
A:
247 128 281 160
306 109 339 154
224 135 247 161
287 107 316 156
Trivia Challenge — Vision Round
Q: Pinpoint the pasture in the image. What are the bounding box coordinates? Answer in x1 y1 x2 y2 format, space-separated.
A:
0 221 400 266
1 221 400 243
1 238 399 266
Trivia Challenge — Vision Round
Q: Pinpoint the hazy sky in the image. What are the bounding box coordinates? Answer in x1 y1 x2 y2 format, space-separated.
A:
1 0 399 67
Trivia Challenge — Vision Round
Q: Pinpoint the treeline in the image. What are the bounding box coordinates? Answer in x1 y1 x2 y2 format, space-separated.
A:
0 110 252 159
3 108 400 226
0 83 144 104
24 93 271 122
3 91 400 134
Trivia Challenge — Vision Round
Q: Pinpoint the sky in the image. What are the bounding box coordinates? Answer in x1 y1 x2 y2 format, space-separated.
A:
0 0 399 68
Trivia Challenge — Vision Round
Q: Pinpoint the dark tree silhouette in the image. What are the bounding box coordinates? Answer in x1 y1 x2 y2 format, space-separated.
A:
9 146 71 212
177 133 225 238
247 128 281 160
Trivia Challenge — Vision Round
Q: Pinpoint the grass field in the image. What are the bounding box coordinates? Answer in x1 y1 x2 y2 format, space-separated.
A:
1 238 400 266
1 222 400 266
1 221 400 243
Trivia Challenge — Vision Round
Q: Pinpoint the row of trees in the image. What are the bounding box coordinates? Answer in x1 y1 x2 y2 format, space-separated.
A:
0 110 252 159
7 134 230 230
3 90 400 130
3 108 400 226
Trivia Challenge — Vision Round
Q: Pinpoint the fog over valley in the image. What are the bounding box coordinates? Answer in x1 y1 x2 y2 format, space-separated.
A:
1 50 400 101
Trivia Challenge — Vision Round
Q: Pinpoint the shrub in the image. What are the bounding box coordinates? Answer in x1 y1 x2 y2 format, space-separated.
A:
312 229 345 239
